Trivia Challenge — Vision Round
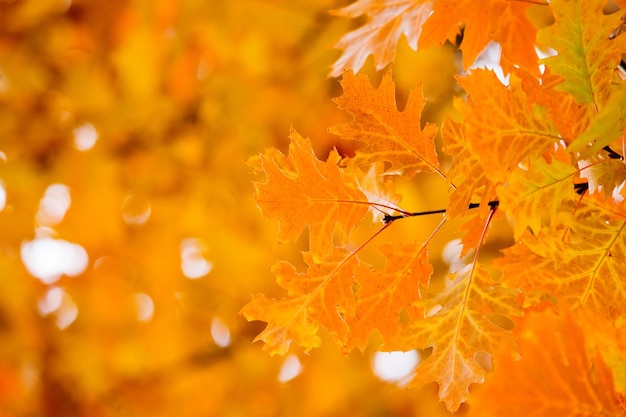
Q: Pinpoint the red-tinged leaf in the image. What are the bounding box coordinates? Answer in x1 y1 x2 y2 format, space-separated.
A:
330 70 440 178
253 129 369 261
519 67 593 141
496 1 544 76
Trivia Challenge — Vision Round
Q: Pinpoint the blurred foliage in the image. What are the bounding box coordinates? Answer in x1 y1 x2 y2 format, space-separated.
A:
0 0 461 416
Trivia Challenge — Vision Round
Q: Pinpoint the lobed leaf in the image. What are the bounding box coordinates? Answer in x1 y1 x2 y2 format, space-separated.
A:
458 69 559 184
330 70 439 178
419 0 542 72
537 0 626 110
253 129 369 261
241 248 364 355
386 263 522 411
330 0 433 77
346 242 433 351
497 197 626 318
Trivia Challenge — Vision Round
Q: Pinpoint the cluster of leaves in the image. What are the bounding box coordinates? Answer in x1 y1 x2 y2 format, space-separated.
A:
244 0 626 413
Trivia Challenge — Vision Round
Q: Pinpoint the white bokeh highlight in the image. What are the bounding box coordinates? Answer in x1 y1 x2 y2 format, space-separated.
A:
36 184 71 226
134 292 155 322
37 286 78 330
122 193 152 226
0 180 6 212
278 354 303 383
210 317 231 348
73 122 99 151
21 237 89 285
180 238 212 279
371 350 419 386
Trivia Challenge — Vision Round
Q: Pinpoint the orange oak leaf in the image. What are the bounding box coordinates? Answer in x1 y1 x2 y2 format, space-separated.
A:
468 309 624 417
419 0 544 72
251 129 369 261
241 294 321 356
346 242 433 351
383 210 521 411
241 248 364 355
537 0 626 111
457 69 559 184
496 197 626 318
329 0 433 77
386 261 522 411
330 70 440 178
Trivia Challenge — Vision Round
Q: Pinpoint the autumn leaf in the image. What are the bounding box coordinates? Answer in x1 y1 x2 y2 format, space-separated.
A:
496 196 626 318
456 69 559 184
241 293 322 356
235 0 626 414
330 0 433 77
568 83 626 155
252 129 369 261
468 308 624 417
384 211 522 411
387 261 522 411
241 248 363 355
498 155 578 238
537 0 626 111
330 70 440 178
418 0 504 70
518 67 593 141
346 241 434 351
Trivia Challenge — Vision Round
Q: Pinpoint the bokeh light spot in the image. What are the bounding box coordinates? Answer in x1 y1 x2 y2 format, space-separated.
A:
278 354 302 383
21 237 89 284
371 350 419 386
210 317 231 348
180 238 212 279
73 122 99 151
122 193 152 226
134 292 155 322
36 184 71 226
0 180 6 212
